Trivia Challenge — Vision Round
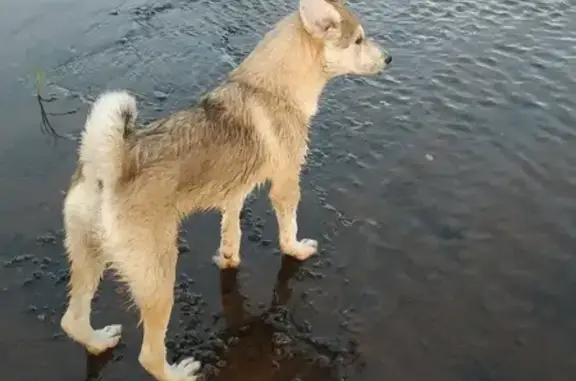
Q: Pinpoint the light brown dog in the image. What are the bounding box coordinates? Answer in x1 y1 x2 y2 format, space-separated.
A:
59 0 391 380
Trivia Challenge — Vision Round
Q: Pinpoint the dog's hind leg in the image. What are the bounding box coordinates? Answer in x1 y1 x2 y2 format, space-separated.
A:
112 216 201 381
61 181 122 354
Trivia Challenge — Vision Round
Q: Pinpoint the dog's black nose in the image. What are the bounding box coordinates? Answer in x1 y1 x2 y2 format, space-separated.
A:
385 55 392 64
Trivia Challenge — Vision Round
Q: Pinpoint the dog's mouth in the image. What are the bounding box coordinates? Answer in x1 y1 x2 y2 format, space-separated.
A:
368 57 390 75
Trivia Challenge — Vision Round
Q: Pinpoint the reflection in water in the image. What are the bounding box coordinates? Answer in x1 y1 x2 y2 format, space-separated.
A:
219 255 302 328
85 345 117 381
211 257 357 381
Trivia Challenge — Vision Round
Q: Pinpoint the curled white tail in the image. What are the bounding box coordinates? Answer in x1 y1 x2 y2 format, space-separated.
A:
79 91 137 186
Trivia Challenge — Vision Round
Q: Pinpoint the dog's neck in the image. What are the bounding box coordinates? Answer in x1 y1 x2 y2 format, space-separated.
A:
230 13 328 120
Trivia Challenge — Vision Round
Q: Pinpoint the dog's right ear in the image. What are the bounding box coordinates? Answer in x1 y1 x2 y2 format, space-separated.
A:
299 0 342 40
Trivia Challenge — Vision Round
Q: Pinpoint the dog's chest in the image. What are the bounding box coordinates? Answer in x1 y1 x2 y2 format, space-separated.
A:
267 120 309 168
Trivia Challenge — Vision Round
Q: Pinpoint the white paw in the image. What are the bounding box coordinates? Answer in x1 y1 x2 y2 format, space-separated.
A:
86 325 123 355
212 251 240 269
283 238 318 260
167 357 201 381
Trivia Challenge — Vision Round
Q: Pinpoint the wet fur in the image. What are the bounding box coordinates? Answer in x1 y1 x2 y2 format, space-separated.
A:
59 2 389 381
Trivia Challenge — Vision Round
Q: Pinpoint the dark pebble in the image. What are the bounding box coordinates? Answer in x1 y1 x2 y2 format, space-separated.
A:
322 203 338 213
113 352 124 361
300 320 312 333
212 338 226 350
247 233 261 242
153 91 169 101
178 243 191 253
203 364 219 377
36 234 57 245
227 336 239 346
153 3 174 12
273 332 292 346
317 354 332 368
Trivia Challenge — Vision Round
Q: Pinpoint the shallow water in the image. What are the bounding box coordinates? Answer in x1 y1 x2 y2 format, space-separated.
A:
1 0 576 380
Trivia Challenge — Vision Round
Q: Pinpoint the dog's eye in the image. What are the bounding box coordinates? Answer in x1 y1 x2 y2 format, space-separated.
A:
324 22 336 32
355 36 364 45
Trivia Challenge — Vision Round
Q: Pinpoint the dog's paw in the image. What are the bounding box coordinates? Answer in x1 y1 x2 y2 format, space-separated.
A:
167 357 201 381
283 238 318 260
86 325 123 354
212 251 241 269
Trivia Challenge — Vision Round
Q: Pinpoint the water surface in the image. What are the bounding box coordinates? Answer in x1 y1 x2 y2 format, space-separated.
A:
1 0 576 380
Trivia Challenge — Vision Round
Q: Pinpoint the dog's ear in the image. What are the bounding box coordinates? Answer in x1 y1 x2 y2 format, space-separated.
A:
299 0 342 40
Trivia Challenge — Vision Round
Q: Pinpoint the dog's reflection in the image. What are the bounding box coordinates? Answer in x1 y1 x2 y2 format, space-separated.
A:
218 255 303 330
213 256 340 381
85 343 116 380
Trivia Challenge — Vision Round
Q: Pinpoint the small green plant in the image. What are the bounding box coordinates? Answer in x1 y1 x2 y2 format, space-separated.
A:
34 68 44 96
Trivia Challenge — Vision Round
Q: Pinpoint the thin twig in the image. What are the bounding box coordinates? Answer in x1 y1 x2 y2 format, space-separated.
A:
34 69 75 142
47 108 79 116
37 92 67 141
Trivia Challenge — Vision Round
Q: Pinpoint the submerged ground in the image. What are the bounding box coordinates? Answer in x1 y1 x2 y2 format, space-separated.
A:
1 0 576 380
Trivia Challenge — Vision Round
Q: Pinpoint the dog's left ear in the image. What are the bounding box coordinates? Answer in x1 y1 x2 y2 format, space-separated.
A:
299 0 342 40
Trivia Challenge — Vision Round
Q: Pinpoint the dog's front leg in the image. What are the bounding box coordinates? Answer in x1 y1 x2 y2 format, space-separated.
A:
214 196 245 268
269 172 317 260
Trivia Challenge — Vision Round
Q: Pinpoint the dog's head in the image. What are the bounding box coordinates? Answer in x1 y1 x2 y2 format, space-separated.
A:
299 0 390 77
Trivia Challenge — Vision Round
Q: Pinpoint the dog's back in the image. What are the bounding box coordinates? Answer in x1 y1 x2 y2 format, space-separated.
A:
117 80 309 212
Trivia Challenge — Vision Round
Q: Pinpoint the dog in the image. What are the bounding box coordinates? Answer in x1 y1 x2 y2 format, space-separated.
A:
59 0 391 380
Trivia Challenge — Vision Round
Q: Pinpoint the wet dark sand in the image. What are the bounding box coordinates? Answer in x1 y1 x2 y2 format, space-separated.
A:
2 0 576 380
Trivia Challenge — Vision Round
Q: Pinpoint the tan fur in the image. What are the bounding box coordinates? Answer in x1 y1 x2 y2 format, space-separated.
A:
59 1 390 380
